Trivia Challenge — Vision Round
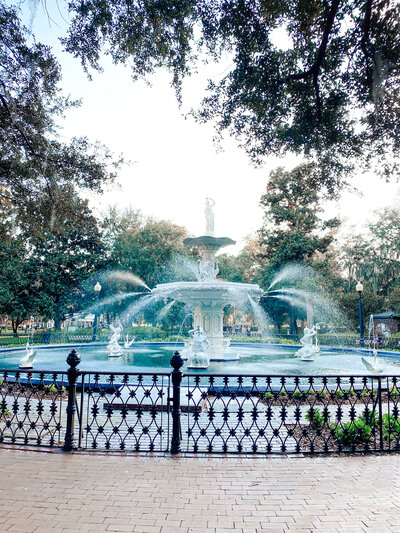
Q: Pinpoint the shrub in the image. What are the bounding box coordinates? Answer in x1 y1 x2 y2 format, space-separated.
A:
264 391 273 401
293 389 303 400
333 412 374 447
305 407 326 429
279 390 287 397
382 414 400 440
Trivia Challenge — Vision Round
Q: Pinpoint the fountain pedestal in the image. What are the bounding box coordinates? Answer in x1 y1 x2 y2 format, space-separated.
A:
153 201 265 363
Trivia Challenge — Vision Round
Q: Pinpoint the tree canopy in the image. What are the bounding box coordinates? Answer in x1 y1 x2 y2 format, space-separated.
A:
258 163 340 274
64 0 400 194
0 2 120 209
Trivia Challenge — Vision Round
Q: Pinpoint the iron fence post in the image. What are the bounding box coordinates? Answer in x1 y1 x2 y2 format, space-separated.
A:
170 351 183 454
63 348 80 452
377 377 383 451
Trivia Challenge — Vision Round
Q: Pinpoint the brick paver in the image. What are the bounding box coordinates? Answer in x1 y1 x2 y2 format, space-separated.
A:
0 448 399 532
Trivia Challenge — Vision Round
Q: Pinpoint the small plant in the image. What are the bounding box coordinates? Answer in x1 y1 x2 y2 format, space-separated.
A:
293 389 303 400
390 387 400 399
361 389 369 398
382 413 400 440
358 409 378 428
279 390 287 397
348 388 356 397
305 407 326 429
0 402 11 416
44 384 65 395
333 412 374 447
306 389 315 396
334 390 344 399
316 389 326 399
264 391 273 401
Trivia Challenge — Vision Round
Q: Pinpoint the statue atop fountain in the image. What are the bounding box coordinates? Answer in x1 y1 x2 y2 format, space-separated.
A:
295 325 318 361
108 322 124 357
204 197 216 236
186 325 211 369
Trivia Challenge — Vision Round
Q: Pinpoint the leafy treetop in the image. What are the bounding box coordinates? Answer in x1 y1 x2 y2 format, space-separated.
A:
63 0 400 194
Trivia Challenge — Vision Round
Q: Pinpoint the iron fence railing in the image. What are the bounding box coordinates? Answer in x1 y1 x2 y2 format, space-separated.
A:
1 349 400 454
0 370 67 446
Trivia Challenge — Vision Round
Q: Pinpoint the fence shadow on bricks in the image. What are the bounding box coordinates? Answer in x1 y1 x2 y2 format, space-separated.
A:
1 349 400 454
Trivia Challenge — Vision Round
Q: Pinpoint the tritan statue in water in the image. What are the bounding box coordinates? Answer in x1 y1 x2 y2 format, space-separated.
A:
204 197 215 236
295 325 318 361
186 325 211 369
108 322 124 357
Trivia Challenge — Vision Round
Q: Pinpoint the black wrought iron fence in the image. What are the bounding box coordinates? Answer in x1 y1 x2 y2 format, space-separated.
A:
77 371 171 452
0 369 67 446
1 349 400 454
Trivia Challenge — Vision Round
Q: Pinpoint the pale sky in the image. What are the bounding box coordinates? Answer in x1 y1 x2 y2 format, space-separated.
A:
22 2 400 252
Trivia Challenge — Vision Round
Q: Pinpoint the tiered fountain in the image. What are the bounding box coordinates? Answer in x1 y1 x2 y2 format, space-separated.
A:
152 199 264 363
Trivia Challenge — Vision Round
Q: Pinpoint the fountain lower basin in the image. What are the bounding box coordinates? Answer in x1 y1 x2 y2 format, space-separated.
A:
153 281 264 361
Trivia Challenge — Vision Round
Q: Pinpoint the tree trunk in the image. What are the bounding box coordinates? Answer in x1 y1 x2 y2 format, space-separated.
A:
12 317 20 337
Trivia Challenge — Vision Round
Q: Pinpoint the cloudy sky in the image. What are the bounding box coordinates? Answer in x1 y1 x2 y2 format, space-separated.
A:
22 2 400 252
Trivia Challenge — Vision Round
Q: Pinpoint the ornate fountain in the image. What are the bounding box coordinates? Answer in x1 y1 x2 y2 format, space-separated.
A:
152 199 264 361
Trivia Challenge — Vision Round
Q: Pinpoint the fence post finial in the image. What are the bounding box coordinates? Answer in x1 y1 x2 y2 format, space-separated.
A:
63 348 80 452
170 351 183 454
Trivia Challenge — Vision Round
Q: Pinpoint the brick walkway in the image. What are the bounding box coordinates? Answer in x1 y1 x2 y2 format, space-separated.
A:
0 449 400 532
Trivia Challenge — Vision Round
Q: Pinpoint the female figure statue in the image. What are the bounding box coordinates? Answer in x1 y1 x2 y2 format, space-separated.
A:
205 198 216 235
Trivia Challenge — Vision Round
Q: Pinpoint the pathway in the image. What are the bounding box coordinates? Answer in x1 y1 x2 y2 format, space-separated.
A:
0 448 399 532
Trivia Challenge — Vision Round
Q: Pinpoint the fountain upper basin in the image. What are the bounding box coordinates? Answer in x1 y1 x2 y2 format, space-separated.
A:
153 281 264 305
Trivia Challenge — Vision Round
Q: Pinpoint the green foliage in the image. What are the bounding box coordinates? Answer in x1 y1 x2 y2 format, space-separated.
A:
258 165 340 270
382 413 400 440
293 390 303 400
333 390 344 399
279 390 287 397
305 407 326 430
64 0 400 190
264 391 273 401
0 2 119 209
333 417 373 447
0 402 11 416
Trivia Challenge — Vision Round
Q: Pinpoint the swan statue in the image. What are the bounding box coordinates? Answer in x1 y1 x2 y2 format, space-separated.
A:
362 349 383 374
19 341 36 369
123 335 135 349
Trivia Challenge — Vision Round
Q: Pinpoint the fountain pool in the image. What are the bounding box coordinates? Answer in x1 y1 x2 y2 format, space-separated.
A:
2 342 400 376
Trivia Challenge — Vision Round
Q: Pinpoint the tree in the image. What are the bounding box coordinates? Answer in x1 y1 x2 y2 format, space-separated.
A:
0 239 40 334
340 205 400 296
111 218 188 287
63 0 400 193
217 239 261 283
0 2 119 209
18 186 105 329
257 163 340 275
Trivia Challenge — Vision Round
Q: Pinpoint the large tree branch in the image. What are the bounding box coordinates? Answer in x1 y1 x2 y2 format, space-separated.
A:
273 0 341 118
361 0 374 90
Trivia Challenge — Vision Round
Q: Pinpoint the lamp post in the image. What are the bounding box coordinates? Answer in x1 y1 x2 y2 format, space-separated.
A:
356 281 364 347
290 302 296 337
92 282 102 342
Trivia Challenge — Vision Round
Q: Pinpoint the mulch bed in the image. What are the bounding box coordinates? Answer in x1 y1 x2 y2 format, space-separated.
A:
259 391 399 408
0 382 67 401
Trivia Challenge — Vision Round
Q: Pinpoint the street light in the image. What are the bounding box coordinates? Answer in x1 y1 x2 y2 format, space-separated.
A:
92 282 102 342
290 301 296 337
356 281 364 347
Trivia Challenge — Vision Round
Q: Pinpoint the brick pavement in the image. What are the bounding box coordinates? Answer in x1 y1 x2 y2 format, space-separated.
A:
0 448 399 533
